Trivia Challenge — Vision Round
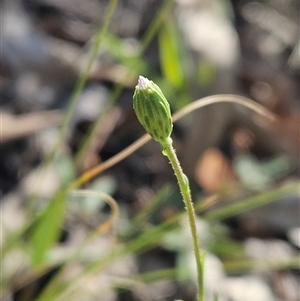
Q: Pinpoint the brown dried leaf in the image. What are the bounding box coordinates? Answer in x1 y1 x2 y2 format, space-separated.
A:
1 110 63 143
194 148 237 193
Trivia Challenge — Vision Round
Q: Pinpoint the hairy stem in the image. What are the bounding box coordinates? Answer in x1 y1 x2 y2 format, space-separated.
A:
162 139 204 301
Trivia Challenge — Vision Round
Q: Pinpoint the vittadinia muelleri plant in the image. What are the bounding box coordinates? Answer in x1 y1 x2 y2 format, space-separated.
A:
133 75 205 301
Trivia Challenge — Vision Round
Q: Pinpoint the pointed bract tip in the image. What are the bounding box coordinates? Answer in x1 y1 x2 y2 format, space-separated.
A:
138 75 150 90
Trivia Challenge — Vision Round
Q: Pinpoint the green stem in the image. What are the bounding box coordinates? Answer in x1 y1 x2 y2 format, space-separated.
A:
162 139 204 301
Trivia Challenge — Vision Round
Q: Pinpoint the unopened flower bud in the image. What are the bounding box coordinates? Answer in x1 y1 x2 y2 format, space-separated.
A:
133 76 173 146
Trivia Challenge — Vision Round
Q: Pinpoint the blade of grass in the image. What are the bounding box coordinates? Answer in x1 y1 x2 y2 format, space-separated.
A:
74 83 123 165
102 33 148 73
129 184 174 231
28 0 118 207
214 292 219 301
204 182 299 222
223 256 300 274
47 0 118 163
61 268 178 299
29 191 67 267
111 268 177 293
159 17 184 89
140 0 175 54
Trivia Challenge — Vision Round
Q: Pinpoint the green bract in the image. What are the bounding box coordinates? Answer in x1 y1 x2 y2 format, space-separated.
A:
133 76 173 146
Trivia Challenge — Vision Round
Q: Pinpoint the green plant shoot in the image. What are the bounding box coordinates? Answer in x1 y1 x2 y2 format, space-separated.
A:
133 76 204 301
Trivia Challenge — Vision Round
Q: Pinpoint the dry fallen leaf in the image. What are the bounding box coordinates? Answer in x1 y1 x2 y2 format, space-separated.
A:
194 148 237 194
1 110 63 143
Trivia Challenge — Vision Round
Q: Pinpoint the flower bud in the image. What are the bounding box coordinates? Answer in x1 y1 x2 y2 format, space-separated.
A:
133 76 173 146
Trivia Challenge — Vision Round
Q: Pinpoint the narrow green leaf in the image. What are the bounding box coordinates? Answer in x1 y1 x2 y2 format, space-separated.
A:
205 182 299 222
197 60 215 87
102 34 147 73
213 291 219 301
158 18 184 88
30 191 66 266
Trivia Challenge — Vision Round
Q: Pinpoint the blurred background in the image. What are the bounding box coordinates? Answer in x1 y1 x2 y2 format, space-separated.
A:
1 0 299 300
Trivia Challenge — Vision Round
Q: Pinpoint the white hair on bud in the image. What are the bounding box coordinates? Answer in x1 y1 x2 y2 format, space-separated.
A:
138 75 150 90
